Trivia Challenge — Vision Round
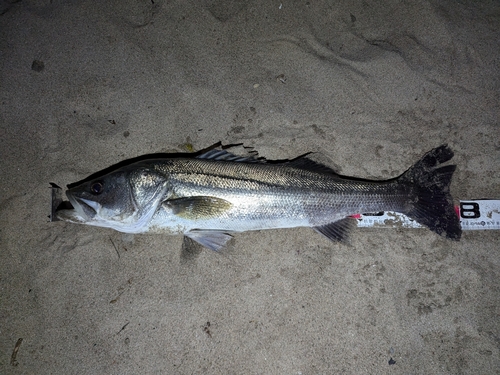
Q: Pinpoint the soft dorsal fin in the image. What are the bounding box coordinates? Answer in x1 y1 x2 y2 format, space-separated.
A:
287 157 340 175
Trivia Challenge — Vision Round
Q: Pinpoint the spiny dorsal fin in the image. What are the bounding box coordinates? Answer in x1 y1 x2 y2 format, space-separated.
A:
197 149 263 163
198 146 340 175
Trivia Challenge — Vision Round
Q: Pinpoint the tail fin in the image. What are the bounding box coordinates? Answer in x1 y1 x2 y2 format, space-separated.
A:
400 145 461 240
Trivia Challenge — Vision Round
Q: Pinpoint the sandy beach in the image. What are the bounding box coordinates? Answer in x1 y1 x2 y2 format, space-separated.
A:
1 0 499 373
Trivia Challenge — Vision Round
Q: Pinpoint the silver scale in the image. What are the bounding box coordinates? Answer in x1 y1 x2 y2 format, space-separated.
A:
51 185 499 231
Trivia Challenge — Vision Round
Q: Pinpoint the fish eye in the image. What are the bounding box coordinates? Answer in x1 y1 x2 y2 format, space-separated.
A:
90 181 104 195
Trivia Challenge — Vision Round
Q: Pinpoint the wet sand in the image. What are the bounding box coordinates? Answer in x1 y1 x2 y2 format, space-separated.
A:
1 0 499 373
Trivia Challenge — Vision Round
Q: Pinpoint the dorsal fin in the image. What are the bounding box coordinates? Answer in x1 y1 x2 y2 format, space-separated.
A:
197 147 340 175
197 149 263 163
286 157 340 175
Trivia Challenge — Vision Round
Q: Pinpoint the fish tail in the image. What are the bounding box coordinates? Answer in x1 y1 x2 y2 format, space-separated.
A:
399 144 461 240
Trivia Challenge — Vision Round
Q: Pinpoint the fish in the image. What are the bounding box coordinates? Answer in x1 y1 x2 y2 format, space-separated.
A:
53 144 461 250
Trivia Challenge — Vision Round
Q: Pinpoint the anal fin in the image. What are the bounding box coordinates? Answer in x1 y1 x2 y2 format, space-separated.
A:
313 217 358 243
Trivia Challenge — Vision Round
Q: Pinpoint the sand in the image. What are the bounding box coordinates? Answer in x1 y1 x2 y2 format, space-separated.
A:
1 0 499 373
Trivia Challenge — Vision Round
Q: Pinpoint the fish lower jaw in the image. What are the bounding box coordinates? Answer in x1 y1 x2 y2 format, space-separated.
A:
84 212 160 234
55 207 147 233
55 209 88 224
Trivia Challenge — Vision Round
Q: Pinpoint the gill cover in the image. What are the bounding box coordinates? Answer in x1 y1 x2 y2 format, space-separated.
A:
62 166 169 233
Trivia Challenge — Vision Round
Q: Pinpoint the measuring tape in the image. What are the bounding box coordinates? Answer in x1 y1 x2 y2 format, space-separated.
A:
355 200 500 230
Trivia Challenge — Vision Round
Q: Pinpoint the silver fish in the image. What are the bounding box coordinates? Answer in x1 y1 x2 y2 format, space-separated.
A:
53 144 461 250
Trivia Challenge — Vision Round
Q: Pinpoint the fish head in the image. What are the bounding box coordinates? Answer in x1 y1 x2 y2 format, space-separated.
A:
56 165 169 233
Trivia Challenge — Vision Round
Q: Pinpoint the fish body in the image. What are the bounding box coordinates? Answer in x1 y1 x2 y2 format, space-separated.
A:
55 145 461 250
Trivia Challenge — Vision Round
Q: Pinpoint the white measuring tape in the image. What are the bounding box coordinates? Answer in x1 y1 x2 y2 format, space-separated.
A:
355 200 500 230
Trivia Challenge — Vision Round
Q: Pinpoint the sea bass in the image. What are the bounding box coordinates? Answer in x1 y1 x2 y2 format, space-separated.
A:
54 144 461 250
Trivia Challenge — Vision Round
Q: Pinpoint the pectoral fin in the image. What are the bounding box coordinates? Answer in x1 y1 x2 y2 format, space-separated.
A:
163 196 232 220
184 230 233 251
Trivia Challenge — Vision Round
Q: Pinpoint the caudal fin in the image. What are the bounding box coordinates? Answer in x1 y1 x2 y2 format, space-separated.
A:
400 145 461 240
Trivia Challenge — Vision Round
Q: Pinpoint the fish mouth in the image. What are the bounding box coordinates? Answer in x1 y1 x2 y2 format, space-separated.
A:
66 192 100 220
54 190 100 222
